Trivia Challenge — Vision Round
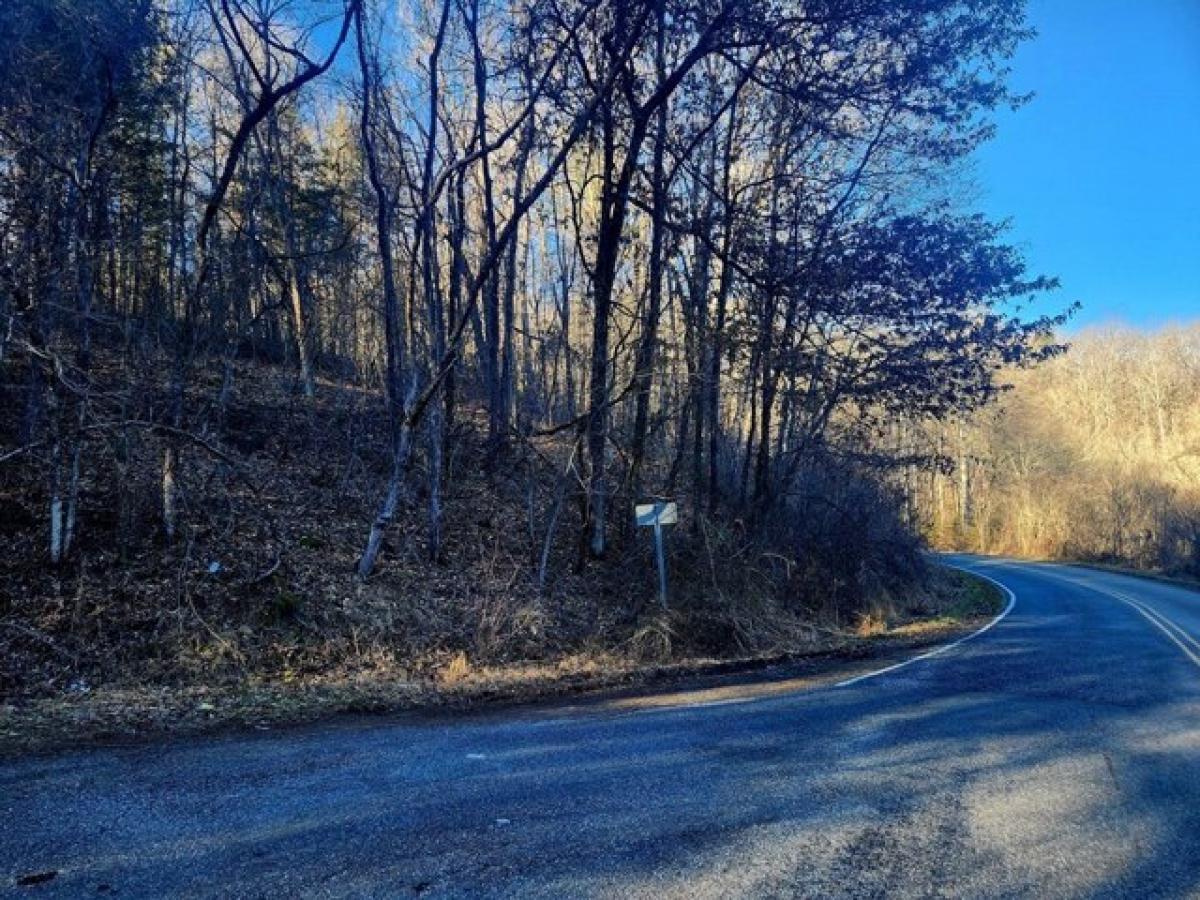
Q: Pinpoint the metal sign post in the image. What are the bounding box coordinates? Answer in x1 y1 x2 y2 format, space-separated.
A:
634 501 678 609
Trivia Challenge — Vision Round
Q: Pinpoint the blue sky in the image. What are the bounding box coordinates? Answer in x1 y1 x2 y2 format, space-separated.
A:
976 0 1200 330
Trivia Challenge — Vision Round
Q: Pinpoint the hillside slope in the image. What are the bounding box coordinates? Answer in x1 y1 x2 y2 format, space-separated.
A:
2 355 991 749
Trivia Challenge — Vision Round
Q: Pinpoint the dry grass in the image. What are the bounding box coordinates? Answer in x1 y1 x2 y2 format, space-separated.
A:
0 582 995 757
855 611 889 637
2 351 1002 755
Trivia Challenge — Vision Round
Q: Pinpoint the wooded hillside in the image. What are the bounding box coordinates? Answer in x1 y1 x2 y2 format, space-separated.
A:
919 325 1200 577
1 0 1062 702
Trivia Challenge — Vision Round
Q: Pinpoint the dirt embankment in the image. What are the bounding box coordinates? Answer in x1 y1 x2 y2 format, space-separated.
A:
1 567 1002 756
3 358 1002 756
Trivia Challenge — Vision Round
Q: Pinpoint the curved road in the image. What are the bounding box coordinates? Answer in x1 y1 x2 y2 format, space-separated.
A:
3 557 1200 898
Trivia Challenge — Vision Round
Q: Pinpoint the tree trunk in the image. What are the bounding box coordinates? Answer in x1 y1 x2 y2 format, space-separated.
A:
628 3 669 511
355 2 421 576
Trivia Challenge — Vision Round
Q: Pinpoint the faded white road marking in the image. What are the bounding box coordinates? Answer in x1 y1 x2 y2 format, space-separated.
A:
835 568 1017 688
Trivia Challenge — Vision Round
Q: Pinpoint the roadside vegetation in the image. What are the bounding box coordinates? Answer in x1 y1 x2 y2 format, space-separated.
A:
3 0 1054 747
917 325 1200 578
7 597 993 752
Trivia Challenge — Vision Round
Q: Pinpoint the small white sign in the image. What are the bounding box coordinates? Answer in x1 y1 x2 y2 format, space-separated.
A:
635 501 678 527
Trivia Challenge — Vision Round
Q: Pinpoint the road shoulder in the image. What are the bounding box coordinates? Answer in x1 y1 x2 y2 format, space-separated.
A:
1 568 1005 758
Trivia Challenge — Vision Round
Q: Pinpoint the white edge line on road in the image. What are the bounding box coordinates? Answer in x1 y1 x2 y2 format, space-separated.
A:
1022 565 1200 670
1125 601 1200 667
833 565 1017 689
1133 602 1200 656
526 565 1019 724
530 563 1192 725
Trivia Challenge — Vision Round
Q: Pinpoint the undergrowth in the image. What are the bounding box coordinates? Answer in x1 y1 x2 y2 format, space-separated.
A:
2 353 982 709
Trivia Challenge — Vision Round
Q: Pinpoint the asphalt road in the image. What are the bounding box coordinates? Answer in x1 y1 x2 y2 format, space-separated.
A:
3 557 1199 898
